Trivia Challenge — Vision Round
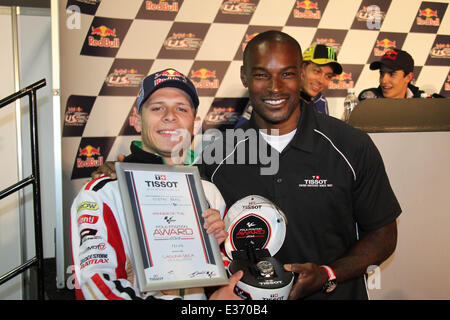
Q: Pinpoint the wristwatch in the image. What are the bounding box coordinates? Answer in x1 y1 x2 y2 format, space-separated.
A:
320 265 337 294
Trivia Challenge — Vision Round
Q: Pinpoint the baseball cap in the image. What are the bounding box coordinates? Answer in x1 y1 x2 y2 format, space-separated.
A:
369 49 414 74
136 68 199 113
302 44 343 75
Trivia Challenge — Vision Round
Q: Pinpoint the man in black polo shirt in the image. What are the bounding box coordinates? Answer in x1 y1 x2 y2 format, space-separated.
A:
200 31 401 300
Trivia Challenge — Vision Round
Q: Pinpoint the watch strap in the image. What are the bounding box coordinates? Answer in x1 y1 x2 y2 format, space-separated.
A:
320 265 337 294
320 265 336 281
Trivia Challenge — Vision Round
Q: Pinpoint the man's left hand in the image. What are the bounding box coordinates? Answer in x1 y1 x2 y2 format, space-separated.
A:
284 263 328 300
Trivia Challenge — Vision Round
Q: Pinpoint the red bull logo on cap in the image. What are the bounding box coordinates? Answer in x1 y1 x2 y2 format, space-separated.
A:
156 69 186 79
154 69 187 86
382 49 399 61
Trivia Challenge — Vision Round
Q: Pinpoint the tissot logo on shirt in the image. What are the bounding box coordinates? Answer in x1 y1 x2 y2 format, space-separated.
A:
299 175 333 188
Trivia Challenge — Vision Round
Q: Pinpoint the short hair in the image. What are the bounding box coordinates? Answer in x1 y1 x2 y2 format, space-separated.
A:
242 30 302 67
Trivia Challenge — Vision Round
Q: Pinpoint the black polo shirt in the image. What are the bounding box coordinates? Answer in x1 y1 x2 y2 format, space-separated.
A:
198 101 401 300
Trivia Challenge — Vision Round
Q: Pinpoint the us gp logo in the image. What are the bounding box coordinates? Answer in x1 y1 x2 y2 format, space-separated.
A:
426 35 450 66
99 59 154 96
351 0 391 30
439 71 450 97
202 97 248 132
214 0 259 24
157 22 210 59
62 95 96 137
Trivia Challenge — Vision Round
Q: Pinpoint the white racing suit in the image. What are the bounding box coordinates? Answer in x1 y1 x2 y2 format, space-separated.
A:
71 175 226 300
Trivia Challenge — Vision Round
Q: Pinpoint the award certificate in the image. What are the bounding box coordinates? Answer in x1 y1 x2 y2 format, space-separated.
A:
115 162 228 292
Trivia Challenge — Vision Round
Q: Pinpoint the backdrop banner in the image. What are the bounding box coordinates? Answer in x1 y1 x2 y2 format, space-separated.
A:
59 0 449 283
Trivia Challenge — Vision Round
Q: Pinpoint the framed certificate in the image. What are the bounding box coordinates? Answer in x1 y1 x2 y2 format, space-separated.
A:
115 162 228 292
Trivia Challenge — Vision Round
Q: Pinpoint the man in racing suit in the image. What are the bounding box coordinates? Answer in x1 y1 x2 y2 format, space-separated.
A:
71 69 242 300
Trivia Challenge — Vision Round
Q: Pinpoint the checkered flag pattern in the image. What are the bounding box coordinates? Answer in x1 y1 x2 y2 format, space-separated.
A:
60 0 449 187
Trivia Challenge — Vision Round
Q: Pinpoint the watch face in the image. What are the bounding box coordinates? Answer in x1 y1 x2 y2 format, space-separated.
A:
324 280 337 293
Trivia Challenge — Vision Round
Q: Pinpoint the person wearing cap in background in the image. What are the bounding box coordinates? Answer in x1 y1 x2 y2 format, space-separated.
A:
359 48 443 100
71 68 243 300
301 43 343 115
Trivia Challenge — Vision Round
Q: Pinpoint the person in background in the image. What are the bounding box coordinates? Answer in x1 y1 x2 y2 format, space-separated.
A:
359 48 443 100
300 43 343 115
72 68 242 300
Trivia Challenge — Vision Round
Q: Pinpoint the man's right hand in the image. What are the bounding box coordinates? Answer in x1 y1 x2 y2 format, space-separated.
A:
91 154 125 179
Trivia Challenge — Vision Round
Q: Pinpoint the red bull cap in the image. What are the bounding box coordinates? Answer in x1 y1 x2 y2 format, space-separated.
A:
136 68 199 113
369 48 414 74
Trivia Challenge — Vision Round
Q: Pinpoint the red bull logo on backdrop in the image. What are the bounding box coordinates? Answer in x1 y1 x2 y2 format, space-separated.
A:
81 17 132 57
71 138 115 180
136 0 183 20
324 64 363 97
417 7 440 26
188 61 230 96
293 0 321 19
89 25 120 48
286 0 328 26
328 72 354 90
367 32 406 63
77 145 103 168
146 0 180 12
190 68 219 89
374 38 396 56
410 2 448 33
